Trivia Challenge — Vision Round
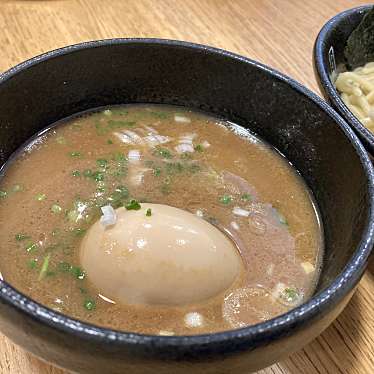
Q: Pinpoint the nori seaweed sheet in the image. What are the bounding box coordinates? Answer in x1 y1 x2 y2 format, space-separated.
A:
345 6 374 69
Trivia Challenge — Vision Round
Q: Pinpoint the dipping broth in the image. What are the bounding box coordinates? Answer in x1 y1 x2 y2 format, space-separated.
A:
0 105 323 335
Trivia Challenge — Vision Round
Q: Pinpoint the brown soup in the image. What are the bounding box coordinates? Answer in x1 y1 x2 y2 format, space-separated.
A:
0 105 323 335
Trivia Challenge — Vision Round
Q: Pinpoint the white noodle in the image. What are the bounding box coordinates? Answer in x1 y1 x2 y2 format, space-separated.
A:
175 143 194 153
336 61 374 131
184 312 203 328
230 221 240 230
174 115 191 123
232 206 250 217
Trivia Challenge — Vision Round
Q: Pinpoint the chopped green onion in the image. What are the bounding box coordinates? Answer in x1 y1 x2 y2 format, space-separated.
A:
72 170 81 177
67 209 79 222
79 287 88 294
241 193 252 201
51 228 60 237
153 147 172 159
194 144 204 152
146 208 152 217
96 186 106 193
274 208 288 226
12 184 23 192
71 266 85 280
153 167 162 177
107 120 135 129
83 169 93 177
113 153 127 162
165 162 184 175
25 242 38 253
96 159 108 168
69 151 82 158
93 171 105 182
28 258 38 269
107 139 113 144
57 261 72 273
15 233 30 241
71 124 81 131
125 199 141 211
112 108 128 116
180 153 192 160
282 287 299 303
112 168 127 179
219 195 233 205
51 204 62 214
149 111 168 119
0 190 7 199
38 254 51 280
35 193 46 201
56 136 66 145
278 213 288 226
72 228 86 237
84 298 96 311
95 122 107 135
188 164 201 174
103 109 112 116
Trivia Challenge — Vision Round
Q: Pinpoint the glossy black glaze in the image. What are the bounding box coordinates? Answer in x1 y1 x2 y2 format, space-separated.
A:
0 39 373 373
314 5 374 155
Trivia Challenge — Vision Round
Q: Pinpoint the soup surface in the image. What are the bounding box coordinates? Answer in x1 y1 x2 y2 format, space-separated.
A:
0 105 323 335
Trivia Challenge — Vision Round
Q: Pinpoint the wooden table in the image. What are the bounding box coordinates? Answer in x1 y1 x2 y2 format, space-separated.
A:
0 0 373 373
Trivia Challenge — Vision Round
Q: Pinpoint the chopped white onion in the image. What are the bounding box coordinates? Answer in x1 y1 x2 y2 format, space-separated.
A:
98 294 116 304
144 134 170 147
232 206 250 217
301 262 315 274
267 264 275 276
130 171 145 185
175 143 194 153
100 205 117 227
113 130 143 145
179 133 196 142
103 109 112 116
129 167 150 186
196 209 204 218
271 282 286 300
202 140 211 148
113 132 133 144
184 312 204 328
128 149 141 163
158 330 175 336
230 221 240 231
124 130 143 144
174 115 191 123
144 125 158 134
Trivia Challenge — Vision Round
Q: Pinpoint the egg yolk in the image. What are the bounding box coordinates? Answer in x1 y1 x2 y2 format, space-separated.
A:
80 204 244 306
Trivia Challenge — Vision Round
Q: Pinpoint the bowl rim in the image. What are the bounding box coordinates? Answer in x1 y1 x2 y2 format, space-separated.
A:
314 5 374 155
1 37 374 351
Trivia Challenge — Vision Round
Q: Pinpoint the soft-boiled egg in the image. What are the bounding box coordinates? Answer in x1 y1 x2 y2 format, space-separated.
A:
80 203 243 306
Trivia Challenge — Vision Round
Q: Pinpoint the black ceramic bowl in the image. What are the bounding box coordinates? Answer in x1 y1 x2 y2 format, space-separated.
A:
314 5 374 156
0 39 373 374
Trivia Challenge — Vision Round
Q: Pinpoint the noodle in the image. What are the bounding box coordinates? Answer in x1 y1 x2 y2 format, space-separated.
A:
336 61 374 132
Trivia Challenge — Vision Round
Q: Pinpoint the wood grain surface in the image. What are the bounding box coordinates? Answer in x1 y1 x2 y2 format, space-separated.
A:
0 0 373 373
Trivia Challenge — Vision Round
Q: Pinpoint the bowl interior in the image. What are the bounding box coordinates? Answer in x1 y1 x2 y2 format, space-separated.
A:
0 40 372 313
314 6 374 154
